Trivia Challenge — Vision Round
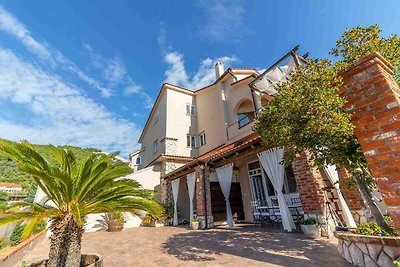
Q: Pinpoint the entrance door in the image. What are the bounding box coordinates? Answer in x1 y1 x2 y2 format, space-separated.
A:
210 182 245 222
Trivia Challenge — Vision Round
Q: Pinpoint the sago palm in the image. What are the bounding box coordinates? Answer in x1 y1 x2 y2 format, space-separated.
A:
0 141 163 267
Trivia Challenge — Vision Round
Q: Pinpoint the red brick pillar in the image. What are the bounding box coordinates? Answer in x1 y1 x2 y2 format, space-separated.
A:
337 169 366 223
195 165 213 228
292 151 326 216
340 52 400 231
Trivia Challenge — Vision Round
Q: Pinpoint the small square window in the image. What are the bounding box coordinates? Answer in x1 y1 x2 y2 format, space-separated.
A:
154 112 159 125
153 139 158 154
187 134 196 148
199 132 206 147
186 104 196 116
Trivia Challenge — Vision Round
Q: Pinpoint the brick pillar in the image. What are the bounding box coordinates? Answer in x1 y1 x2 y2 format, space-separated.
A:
340 52 400 231
292 151 326 216
337 169 367 223
194 165 213 228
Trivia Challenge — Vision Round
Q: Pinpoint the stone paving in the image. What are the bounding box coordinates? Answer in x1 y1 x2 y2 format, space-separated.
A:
17 225 352 267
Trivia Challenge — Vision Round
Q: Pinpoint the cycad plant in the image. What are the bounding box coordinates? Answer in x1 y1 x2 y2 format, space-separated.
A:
0 141 162 267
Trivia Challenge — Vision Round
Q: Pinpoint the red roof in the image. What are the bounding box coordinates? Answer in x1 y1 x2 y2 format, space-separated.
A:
0 182 22 188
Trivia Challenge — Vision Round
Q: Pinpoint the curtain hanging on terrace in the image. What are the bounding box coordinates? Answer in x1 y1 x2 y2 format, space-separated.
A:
216 163 234 228
186 172 196 224
171 178 180 226
324 165 357 228
258 148 296 232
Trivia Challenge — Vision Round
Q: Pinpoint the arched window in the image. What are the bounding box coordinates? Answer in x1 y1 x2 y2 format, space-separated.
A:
236 99 255 128
135 156 141 165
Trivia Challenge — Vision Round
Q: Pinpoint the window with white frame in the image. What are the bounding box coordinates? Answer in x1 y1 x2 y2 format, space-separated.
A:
186 134 196 148
199 132 206 147
153 139 158 154
186 104 196 116
135 156 141 165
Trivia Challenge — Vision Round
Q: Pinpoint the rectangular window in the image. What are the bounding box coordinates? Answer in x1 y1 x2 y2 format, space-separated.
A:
153 139 158 154
199 132 206 147
187 134 196 148
186 104 196 116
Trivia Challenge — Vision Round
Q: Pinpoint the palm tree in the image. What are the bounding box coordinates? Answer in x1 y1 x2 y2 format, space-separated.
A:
0 141 163 267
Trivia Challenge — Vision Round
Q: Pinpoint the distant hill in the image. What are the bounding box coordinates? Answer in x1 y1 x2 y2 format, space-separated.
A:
0 139 102 202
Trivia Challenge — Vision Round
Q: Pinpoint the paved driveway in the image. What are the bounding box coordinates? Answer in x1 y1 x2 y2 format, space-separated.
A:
18 225 351 267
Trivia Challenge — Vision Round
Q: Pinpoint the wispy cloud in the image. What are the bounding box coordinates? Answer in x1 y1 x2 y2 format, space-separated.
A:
0 48 139 157
83 44 153 107
158 22 239 89
197 0 246 42
0 5 112 97
163 51 239 89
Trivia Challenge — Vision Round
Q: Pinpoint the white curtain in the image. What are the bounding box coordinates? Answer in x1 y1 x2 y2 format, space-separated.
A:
324 165 357 228
258 148 296 232
216 163 234 227
186 172 196 224
171 178 180 226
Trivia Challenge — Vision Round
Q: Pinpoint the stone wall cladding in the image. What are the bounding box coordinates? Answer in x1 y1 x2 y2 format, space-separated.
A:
335 232 400 267
292 151 326 215
340 52 400 231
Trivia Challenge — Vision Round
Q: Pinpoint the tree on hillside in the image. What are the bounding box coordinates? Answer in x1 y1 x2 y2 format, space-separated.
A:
0 141 163 267
254 25 400 230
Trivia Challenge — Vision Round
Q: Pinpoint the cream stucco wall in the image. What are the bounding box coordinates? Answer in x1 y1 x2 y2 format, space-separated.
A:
196 85 227 156
128 166 161 190
138 91 167 169
165 88 196 157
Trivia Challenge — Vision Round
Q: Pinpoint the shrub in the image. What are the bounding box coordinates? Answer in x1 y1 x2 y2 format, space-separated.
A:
355 222 398 237
0 237 6 250
300 218 317 225
10 223 25 246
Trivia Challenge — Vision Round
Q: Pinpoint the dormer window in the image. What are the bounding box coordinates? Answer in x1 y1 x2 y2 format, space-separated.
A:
186 104 196 116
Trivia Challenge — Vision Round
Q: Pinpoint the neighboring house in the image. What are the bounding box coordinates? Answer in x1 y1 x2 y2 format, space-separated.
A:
0 182 22 193
130 46 366 231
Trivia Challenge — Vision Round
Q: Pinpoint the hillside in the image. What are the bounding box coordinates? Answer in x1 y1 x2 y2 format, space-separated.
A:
0 139 102 202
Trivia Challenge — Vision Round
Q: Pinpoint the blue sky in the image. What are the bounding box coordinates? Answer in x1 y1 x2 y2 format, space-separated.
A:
0 0 399 158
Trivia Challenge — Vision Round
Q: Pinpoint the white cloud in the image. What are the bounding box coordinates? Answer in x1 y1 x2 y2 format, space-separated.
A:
0 48 140 157
83 44 153 106
0 5 112 97
163 51 239 89
197 0 246 42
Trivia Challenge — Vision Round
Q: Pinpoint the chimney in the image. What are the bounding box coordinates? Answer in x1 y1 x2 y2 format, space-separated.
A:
215 62 224 79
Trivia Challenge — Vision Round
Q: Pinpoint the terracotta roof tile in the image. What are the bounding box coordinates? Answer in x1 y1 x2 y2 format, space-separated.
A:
0 182 22 188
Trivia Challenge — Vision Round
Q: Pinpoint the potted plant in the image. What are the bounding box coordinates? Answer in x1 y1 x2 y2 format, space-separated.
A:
191 217 200 230
0 141 163 267
300 218 320 238
107 212 125 232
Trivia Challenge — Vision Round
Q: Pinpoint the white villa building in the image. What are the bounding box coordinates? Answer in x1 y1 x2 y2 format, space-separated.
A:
129 46 369 231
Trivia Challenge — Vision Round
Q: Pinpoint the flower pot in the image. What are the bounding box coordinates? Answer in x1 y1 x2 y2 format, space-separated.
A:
300 224 320 238
107 219 123 232
191 221 199 230
154 222 164 227
28 254 103 267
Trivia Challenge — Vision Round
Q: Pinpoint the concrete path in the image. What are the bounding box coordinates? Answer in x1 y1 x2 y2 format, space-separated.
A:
16 225 352 267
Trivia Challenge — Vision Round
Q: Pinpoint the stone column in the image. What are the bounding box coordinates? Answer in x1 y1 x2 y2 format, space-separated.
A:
194 165 213 229
292 151 337 236
340 52 400 231
292 151 326 216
